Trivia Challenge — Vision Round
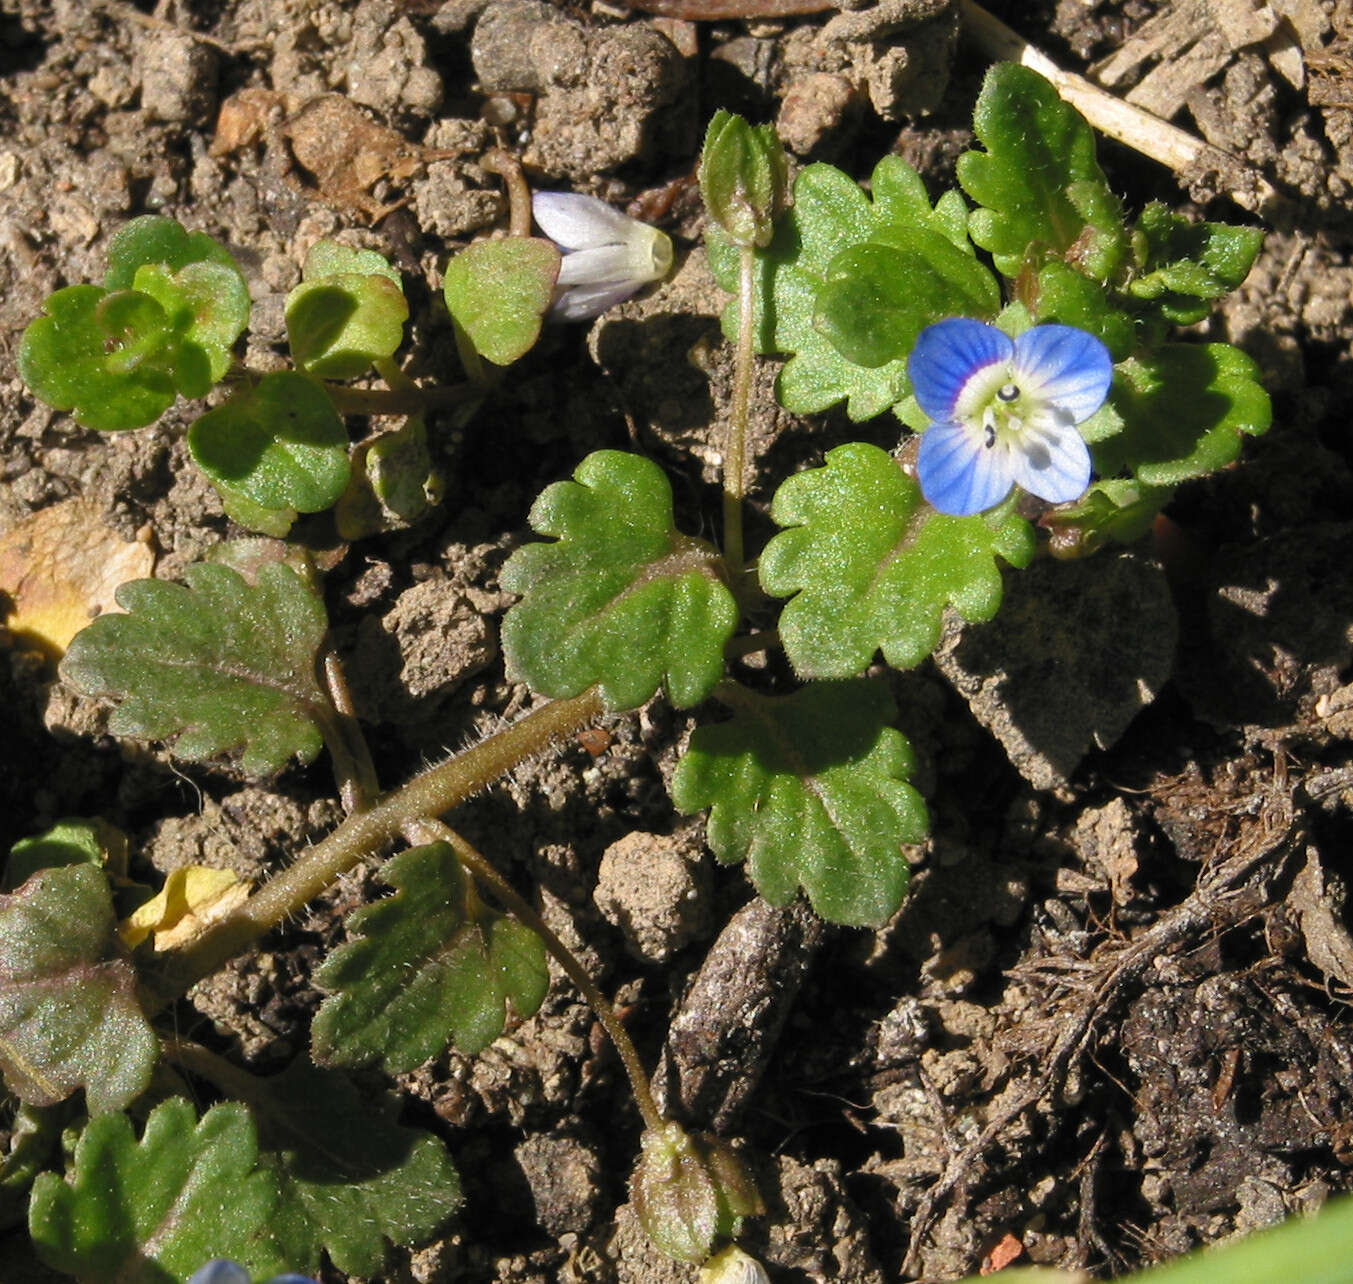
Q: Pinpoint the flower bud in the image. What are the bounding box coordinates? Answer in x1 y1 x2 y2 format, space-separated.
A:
630 1122 763 1263
700 1244 771 1284
698 110 789 250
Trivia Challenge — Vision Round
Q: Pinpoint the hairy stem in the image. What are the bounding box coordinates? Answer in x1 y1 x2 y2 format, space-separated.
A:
407 819 665 1135
722 243 756 578
155 689 606 1000
319 650 381 814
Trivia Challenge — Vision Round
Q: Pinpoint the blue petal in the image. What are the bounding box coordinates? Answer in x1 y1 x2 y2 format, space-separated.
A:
1008 420 1093 505
1011 325 1112 424
908 319 1012 421
188 1264 251 1284
917 420 1015 516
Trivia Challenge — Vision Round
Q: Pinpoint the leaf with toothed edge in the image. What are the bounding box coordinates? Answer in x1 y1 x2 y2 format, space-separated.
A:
760 442 1035 678
312 843 549 1072
60 560 331 775
500 450 738 711
28 1097 285 1283
250 1058 462 1277
707 155 990 421
670 680 927 928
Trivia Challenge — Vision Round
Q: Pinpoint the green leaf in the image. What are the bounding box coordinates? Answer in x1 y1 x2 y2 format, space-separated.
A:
18 285 177 432
709 156 983 420
301 239 402 286
1032 260 1136 361
501 451 738 710
215 485 299 539
286 275 409 380
0 865 157 1114
5 818 120 891
30 1098 284 1284
670 681 926 927
60 561 331 774
1041 478 1174 557
133 260 252 394
957 63 1126 280
1093 343 1271 486
761 442 1036 677
188 370 351 518
1127 202 1265 325
104 215 244 292
443 238 560 366
313 843 549 1071
814 231 1000 369
252 1058 461 1277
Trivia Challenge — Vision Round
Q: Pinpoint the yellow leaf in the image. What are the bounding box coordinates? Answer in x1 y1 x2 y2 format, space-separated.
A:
0 499 155 662
120 866 251 951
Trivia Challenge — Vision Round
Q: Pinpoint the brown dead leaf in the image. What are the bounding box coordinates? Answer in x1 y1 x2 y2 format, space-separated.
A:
1290 845 1353 992
0 499 155 662
212 89 453 221
209 86 288 156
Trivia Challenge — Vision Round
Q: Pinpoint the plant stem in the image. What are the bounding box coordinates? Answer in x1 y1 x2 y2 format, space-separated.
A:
481 149 534 238
319 650 381 814
408 819 666 1135
722 243 756 579
156 689 606 1001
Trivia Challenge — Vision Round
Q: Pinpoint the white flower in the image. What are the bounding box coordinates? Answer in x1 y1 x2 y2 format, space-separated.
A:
532 191 674 321
909 318 1113 516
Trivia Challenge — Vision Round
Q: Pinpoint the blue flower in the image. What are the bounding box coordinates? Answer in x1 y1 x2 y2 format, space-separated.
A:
909 318 1112 516
187 1262 318 1284
532 191 674 321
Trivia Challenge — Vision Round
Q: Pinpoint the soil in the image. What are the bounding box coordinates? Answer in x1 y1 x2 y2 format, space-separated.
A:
3 1 1353 1282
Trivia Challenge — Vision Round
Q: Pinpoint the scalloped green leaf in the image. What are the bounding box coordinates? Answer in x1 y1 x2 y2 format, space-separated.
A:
957 63 1126 280
0 864 156 1115
133 260 252 394
251 1058 461 1277
29 1098 284 1284
1126 202 1265 325
814 230 1000 369
670 681 926 927
188 370 351 518
443 237 560 366
18 285 177 432
285 275 409 380
501 450 738 710
104 215 244 292
708 155 982 420
1092 343 1271 486
60 561 330 774
761 442 1036 677
313 843 549 1072
1032 260 1136 360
